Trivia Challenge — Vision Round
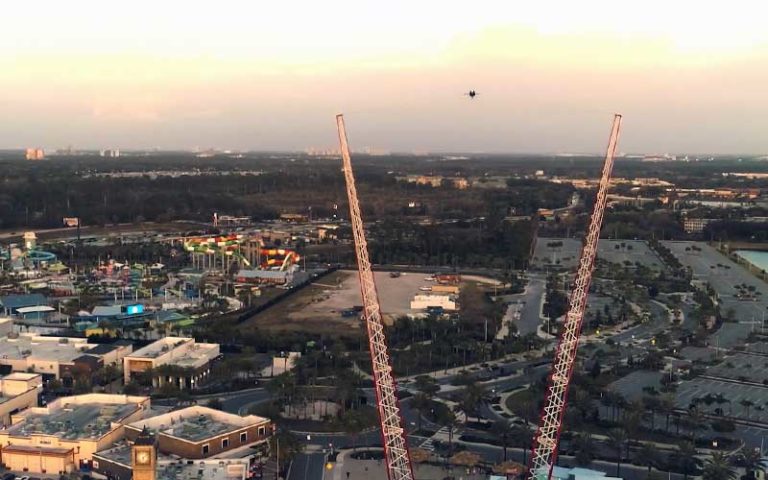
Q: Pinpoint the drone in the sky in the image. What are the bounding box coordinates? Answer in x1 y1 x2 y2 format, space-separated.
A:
464 90 478 99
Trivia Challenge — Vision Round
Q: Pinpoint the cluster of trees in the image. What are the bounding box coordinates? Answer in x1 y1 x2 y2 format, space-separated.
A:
380 312 539 377
367 218 534 269
543 275 568 322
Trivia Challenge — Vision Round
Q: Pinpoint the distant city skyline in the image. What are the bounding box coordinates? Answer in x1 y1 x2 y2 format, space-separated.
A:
1 1 767 154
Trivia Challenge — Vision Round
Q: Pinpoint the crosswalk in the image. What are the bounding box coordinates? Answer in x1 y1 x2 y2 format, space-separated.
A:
418 426 453 452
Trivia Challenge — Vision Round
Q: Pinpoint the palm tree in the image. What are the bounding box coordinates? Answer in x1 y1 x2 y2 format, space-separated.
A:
511 424 531 466
638 442 661 475
457 382 489 422
607 428 627 477
572 433 595 466
411 393 431 433
701 452 737 480
676 442 701 480
741 399 755 419
741 448 762 479
624 409 642 456
686 407 706 443
491 420 513 462
660 394 676 432
642 396 656 430
414 375 440 398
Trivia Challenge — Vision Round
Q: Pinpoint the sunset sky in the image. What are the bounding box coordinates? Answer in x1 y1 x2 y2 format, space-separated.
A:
1 1 767 154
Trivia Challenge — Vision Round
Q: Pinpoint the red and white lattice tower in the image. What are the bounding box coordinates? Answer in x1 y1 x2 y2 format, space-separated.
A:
336 114 415 480
528 114 622 480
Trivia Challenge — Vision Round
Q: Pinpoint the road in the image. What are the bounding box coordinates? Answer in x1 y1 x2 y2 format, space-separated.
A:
497 274 546 336
458 442 689 480
610 299 670 344
216 388 272 415
288 452 327 480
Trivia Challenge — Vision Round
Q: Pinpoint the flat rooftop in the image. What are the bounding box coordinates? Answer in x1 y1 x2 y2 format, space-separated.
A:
158 461 248 480
2 372 42 381
128 337 190 359
126 337 219 369
95 441 175 467
95 443 249 479
7 397 144 441
130 406 269 443
0 334 91 363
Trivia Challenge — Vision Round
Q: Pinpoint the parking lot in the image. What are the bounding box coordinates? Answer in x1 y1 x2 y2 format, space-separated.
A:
608 371 664 401
531 237 582 270
709 323 754 349
662 241 768 325
533 238 667 272
676 377 768 422
597 239 666 270
707 352 768 383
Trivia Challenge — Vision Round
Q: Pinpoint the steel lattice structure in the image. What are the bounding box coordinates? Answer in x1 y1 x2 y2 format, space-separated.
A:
336 114 415 480
528 114 623 480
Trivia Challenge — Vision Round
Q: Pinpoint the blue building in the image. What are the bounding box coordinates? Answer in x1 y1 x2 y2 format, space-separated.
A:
0 293 48 316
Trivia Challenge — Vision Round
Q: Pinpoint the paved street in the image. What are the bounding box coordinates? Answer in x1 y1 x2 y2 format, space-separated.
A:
217 388 272 415
503 274 546 335
288 452 328 480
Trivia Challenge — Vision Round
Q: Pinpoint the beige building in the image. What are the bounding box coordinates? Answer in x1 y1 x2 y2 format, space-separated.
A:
683 217 713 234
25 148 45 161
0 334 100 379
0 393 150 474
84 341 133 366
0 317 13 337
123 337 220 389
263 352 301 377
0 372 42 427
124 406 271 460
410 294 458 311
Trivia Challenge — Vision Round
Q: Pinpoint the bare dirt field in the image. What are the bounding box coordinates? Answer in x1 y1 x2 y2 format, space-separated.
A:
239 270 436 335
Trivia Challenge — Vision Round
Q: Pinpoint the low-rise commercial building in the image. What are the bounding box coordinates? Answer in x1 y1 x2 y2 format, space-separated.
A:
94 441 254 480
124 406 271 460
123 337 220 389
410 294 458 311
0 334 115 380
0 393 150 474
0 294 48 317
84 341 133 366
0 372 42 427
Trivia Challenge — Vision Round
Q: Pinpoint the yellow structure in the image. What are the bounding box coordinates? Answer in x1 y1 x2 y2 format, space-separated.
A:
132 426 157 480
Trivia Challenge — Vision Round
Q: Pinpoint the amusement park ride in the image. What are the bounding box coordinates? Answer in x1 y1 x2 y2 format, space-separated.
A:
336 113 622 480
182 235 300 272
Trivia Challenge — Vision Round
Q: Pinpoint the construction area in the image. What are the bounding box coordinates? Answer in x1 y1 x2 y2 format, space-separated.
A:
240 270 464 334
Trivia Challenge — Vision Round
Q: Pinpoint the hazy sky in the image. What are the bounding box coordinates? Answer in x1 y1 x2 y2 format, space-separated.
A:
2 1 767 154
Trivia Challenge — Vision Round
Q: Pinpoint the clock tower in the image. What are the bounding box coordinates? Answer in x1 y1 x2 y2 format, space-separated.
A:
132 426 157 480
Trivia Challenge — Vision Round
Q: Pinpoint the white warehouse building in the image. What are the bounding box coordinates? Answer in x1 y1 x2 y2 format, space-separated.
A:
410 294 457 311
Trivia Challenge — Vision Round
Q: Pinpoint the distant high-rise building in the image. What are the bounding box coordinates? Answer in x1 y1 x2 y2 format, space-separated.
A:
100 149 120 158
25 148 45 161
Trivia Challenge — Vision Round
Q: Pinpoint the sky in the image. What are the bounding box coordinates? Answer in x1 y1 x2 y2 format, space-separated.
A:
1 1 768 154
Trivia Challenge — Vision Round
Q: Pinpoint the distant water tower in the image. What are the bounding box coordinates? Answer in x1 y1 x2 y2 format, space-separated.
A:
23 232 37 251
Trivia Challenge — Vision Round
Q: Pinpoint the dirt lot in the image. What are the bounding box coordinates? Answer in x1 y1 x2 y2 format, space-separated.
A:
239 270 440 335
